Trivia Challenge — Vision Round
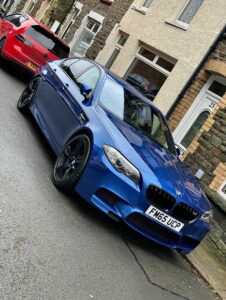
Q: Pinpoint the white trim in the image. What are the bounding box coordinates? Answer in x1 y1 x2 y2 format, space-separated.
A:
136 47 171 76
218 179 226 200
88 11 104 24
75 1 83 10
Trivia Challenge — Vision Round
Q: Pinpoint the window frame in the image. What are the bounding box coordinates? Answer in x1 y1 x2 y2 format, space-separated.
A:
61 58 101 94
105 34 128 69
176 0 204 27
218 179 226 200
141 0 153 9
135 47 175 77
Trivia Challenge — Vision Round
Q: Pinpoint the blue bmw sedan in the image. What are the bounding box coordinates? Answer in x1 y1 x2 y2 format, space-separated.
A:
17 58 212 254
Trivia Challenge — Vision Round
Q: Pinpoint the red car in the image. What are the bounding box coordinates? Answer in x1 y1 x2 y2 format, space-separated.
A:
0 13 70 73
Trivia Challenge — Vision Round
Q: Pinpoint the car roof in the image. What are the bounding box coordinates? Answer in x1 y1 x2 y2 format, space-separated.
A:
19 13 69 49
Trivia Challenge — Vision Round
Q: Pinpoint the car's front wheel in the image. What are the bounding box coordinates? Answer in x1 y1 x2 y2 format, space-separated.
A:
52 134 91 191
17 77 41 113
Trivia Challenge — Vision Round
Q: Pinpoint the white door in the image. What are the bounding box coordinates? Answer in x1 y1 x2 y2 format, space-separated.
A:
173 75 226 153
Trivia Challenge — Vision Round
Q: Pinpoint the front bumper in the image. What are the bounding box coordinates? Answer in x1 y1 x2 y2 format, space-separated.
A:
75 145 210 254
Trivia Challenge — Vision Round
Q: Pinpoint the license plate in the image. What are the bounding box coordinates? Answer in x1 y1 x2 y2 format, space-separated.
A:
28 62 38 71
145 205 184 232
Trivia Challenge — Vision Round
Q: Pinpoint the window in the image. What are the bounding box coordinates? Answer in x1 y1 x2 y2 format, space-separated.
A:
178 0 204 24
61 9 79 39
62 59 93 81
209 81 226 97
142 0 153 8
124 47 175 101
26 0 37 13
26 26 70 58
72 18 101 56
77 67 100 89
105 34 128 69
62 59 99 89
5 14 27 27
180 111 210 148
99 77 175 153
2 0 11 8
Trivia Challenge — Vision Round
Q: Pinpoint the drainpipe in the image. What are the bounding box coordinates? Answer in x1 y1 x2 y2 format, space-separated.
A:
166 23 226 120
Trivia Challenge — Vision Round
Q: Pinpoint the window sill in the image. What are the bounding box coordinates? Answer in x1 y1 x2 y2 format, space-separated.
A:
165 19 189 31
131 6 147 15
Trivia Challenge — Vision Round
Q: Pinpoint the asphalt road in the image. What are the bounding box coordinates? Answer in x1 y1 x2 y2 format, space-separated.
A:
0 62 217 300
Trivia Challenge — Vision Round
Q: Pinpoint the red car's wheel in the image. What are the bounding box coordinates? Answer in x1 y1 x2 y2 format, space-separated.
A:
0 38 6 57
17 77 41 114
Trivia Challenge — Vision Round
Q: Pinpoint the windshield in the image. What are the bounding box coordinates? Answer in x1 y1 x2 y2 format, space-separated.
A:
99 78 175 153
25 25 70 58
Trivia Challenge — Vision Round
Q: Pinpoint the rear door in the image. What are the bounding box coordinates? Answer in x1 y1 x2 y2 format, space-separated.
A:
34 59 100 150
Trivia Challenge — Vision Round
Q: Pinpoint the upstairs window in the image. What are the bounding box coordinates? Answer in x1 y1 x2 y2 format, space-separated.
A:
142 0 153 8
178 0 204 24
105 34 128 69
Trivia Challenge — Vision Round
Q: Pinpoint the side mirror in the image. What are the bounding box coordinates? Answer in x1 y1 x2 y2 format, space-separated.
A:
80 82 92 98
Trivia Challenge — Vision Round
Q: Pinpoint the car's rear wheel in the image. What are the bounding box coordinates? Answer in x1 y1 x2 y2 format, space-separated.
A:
0 38 6 58
52 134 91 191
17 77 41 114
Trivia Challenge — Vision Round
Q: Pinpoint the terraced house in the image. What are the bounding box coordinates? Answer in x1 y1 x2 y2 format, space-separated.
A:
11 0 134 59
97 0 226 211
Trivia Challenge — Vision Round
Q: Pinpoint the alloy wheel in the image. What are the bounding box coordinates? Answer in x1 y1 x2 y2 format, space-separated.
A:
53 134 91 189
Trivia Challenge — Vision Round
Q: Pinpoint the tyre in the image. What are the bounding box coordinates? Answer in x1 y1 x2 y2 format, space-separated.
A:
0 37 5 55
17 77 41 114
0 38 6 61
52 134 91 191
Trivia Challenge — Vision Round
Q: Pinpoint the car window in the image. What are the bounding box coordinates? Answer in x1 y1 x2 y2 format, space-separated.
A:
25 25 70 58
4 14 27 27
77 67 100 89
99 78 175 153
62 59 93 82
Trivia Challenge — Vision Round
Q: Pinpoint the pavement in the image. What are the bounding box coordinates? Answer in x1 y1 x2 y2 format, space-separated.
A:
0 61 224 300
188 237 226 300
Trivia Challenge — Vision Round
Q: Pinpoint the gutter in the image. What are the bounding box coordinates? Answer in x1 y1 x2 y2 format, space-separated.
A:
166 23 226 120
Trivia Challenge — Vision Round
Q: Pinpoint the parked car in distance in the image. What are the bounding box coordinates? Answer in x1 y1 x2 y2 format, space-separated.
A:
0 13 70 73
126 73 158 101
17 58 212 254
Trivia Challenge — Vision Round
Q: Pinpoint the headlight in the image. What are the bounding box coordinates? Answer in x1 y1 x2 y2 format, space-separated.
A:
103 145 140 184
200 210 213 223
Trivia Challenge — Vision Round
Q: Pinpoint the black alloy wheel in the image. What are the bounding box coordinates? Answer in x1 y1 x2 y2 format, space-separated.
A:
52 134 91 191
17 77 41 113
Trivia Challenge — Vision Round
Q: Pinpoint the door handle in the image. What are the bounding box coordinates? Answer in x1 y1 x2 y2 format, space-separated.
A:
64 83 69 88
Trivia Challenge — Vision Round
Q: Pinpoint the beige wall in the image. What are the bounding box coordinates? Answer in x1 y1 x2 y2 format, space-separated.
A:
97 0 226 114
